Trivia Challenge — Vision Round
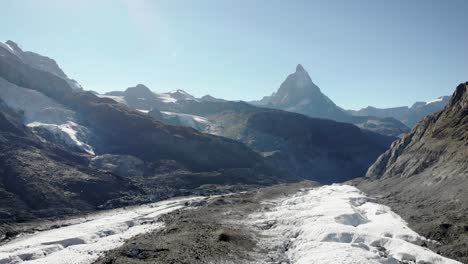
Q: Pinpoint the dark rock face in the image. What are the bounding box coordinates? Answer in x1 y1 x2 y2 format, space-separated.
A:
252 64 410 137
348 96 450 127
172 100 394 184
0 99 141 222
355 83 468 263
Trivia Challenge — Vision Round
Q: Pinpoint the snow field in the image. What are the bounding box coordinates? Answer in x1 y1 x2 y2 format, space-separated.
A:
249 184 460 264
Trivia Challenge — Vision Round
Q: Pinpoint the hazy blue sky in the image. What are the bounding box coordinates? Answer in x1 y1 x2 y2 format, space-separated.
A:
2 0 467 109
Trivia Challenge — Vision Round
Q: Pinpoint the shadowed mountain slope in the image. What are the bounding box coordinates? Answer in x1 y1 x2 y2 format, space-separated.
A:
354 83 468 262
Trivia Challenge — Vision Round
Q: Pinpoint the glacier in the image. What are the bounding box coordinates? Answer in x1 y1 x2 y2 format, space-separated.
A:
0 196 205 264
249 185 460 264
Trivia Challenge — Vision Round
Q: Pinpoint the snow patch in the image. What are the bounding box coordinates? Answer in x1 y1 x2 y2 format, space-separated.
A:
157 93 178 103
249 184 460 264
0 42 20 57
96 94 126 104
161 111 211 130
28 121 95 155
426 97 443 105
0 196 204 264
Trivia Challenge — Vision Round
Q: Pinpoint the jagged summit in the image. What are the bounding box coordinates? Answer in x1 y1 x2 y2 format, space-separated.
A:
295 63 305 72
251 64 410 136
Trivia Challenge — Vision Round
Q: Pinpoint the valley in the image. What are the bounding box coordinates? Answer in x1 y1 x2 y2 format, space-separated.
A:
0 183 461 264
0 36 466 264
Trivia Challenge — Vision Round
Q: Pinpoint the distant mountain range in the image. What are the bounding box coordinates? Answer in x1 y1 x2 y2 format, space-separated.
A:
98 77 397 184
348 96 450 127
150 100 395 183
0 40 294 221
251 64 411 137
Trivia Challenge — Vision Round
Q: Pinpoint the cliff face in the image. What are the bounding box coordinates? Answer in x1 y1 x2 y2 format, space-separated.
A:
356 83 468 263
366 82 467 180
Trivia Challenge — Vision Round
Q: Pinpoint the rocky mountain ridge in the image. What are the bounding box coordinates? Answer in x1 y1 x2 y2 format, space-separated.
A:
348 95 450 127
354 82 468 262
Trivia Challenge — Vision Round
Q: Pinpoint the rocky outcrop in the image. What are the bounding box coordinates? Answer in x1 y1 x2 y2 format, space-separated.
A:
355 83 468 263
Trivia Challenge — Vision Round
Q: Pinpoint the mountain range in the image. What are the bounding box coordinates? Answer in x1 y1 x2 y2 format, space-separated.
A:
348 96 450 127
98 82 396 184
0 40 295 221
0 40 466 263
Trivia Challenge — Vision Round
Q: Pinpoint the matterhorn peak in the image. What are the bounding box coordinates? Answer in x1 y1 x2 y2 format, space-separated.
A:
296 64 305 72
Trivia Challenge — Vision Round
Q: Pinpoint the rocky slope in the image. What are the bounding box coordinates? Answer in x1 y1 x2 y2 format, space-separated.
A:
348 96 450 127
252 64 410 137
150 100 395 184
354 83 468 263
0 98 141 223
0 41 285 175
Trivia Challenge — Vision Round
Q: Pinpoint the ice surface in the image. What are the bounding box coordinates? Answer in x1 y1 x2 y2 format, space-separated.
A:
0 196 204 264
0 77 75 124
249 184 460 264
28 121 95 155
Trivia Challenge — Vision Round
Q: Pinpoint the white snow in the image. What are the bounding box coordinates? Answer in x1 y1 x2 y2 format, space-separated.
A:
136 109 149 114
96 94 126 104
249 184 460 264
426 97 443 105
0 196 204 264
161 111 211 130
156 93 178 103
27 121 95 155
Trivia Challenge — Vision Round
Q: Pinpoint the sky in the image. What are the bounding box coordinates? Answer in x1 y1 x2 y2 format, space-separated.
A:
1 0 467 110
